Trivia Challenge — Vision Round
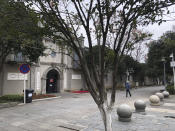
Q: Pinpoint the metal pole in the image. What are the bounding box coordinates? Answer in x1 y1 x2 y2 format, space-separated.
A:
163 61 166 87
126 69 129 81
30 66 31 89
24 74 26 104
173 66 175 90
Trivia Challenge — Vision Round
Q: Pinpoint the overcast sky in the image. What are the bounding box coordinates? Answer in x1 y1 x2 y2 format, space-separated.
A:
144 20 175 40
137 5 175 63
143 5 175 40
138 20 175 63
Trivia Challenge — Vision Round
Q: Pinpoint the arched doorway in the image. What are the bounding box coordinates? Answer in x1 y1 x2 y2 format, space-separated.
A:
46 69 60 93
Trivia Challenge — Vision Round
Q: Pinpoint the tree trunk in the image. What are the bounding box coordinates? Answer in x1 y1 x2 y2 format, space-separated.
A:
99 104 112 131
0 63 4 96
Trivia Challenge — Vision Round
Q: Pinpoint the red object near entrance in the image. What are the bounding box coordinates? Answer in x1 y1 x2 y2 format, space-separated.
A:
72 91 89 93
50 79 54 82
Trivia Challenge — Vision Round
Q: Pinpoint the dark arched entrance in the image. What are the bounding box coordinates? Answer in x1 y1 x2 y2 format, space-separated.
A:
46 69 60 93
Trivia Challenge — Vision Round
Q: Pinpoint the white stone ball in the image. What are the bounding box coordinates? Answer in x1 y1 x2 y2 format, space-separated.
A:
162 91 169 98
155 92 164 100
149 95 160 104
134 100 146 112
117 104 132 118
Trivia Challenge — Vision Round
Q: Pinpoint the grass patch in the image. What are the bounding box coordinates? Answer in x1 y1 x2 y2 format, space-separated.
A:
0 95 23 103
166 84 175 94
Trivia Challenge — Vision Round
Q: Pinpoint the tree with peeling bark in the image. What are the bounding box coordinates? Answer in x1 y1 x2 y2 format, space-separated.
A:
27 0 175 130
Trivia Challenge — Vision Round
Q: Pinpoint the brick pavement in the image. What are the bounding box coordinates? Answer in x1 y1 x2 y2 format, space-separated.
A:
0 86 175 131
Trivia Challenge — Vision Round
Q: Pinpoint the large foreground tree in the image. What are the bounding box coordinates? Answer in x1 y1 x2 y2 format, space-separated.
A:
27 0 175 130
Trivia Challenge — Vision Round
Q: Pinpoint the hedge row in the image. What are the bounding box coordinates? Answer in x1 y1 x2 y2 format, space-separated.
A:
0 95 23 102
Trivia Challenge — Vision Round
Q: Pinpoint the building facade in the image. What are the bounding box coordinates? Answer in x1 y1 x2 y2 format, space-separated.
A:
0 37 85 96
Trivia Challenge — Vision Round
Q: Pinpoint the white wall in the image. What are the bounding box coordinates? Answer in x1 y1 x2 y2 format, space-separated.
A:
40 39 61 64
3 64 28 95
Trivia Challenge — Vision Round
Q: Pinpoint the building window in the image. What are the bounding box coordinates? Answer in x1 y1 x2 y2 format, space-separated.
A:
51 51 56 58
14 52 24 62
73 52 80 69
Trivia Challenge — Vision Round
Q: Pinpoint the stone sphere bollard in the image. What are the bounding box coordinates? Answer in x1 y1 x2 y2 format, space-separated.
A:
149 95 160 106
155 92 164 101
134 100 146 112
162 91 169 98
117 104 132 122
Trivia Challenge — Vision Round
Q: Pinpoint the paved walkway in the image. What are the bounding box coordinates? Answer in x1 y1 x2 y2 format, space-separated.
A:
0 86 175 131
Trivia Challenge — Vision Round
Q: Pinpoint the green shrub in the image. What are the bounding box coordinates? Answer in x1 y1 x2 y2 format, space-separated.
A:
166 85 175 95
0 95 23 102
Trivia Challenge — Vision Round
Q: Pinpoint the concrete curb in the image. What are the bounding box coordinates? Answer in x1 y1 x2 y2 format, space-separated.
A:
17 96 62 106
32 96 61 102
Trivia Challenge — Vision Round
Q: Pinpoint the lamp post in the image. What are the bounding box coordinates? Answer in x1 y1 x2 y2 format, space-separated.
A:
161 57 166 88
170 53 175 90
126 69 129 81
126 68 134 81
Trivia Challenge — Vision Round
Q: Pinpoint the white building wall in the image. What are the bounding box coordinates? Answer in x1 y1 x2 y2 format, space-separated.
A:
40 39 61 64
34 67 42 94
71 70 83 90
2 64 28 95
63 69 68 90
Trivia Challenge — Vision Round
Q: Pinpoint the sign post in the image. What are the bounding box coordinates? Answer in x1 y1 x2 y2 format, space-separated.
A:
19 64 30 104
24 74 26 104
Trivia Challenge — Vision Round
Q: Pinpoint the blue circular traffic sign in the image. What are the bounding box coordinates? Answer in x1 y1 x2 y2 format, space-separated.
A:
20 64 30 74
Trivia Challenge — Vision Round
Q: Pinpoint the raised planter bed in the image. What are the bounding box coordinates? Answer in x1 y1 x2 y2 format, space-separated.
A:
71 91 89 93
32 94 56 100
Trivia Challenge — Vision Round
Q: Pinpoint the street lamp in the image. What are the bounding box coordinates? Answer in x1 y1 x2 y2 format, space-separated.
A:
161 57 166 88
170 53 175 90
126 68 134 81
126 69 129 81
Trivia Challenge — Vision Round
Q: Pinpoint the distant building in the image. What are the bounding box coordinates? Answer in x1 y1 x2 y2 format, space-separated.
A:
0 36 85 96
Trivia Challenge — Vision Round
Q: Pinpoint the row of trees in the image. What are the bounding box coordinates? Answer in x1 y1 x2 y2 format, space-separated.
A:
146 30 175 84
116 30 175 86
85 45 146 85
